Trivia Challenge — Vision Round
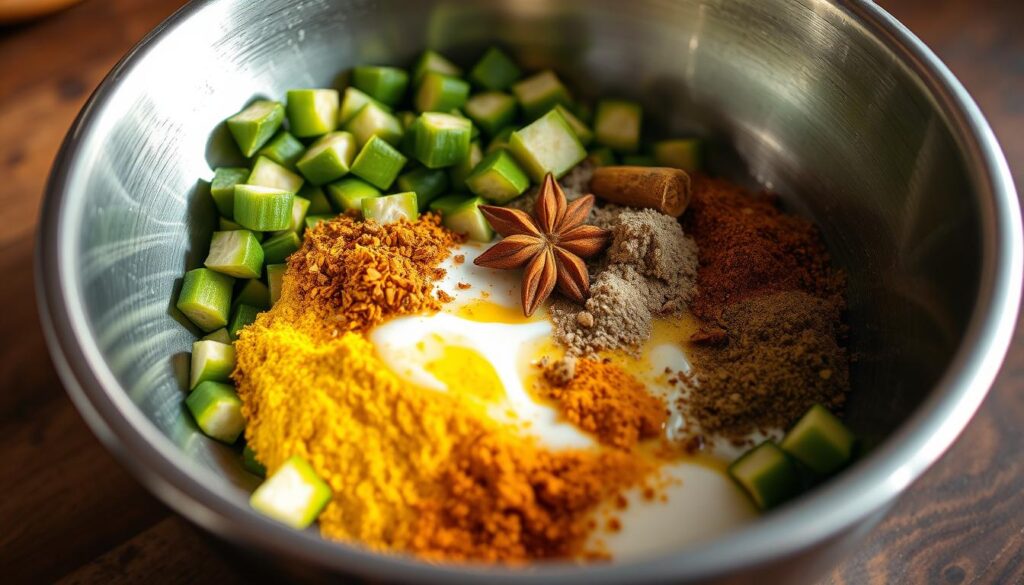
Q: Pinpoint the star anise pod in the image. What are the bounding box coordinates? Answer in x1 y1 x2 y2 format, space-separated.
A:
474 173 610 316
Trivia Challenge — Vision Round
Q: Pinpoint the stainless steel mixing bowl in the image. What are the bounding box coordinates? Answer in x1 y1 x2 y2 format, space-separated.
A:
36 0 1022 582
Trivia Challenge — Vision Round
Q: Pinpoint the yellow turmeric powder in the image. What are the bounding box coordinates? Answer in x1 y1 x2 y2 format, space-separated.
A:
234 216 654 561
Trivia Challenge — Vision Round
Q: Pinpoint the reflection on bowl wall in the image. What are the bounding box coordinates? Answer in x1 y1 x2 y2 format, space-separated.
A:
36 0 1021 583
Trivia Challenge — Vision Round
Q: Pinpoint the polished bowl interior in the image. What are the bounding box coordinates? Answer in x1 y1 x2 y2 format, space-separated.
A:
37 0 1021 583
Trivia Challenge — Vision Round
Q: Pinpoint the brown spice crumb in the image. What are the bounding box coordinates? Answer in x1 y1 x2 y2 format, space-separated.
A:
543 356 577 386
606 518 622 533
457 282 472 290
454 254 465 264
437 290 454 303
576 311 595 328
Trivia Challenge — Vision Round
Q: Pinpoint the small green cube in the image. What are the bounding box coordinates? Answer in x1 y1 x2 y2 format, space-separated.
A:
190 340 236 389
186 381 245 444
469 47 522 91
344 102 403 148
509 109 587 182
448 141 483 191
464 91 517 136
653 138 703 172
261 230 302 265
296 132 357 185
587 147 617 167
325 177 382 213
397 167 449 211
512 70 571 120
278 195 311 235
486 126 516 154
177 268 234 332
338 87 388 126
411 112 472 169
235 278 271 309
412 50 462 85
466 150 530 204
415 72 470 113
266 264 287 305
250 456 332 529
594 99 643 152
286 89 339 138
204 230 264 279
352 66 409 106
248 156 305 193
361 192 419 224
210 167 249 218
729 441 801 511
430 195 494 242
780 404 856 476
257 131 306 170
201 328 232 344
233 185 295 232
350 135 407 189
300 184 333 215
226 100 285 157
554 104 594 147
228 303 262 340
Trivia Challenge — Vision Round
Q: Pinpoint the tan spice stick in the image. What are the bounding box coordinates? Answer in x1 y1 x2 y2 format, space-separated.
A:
590 166 692 217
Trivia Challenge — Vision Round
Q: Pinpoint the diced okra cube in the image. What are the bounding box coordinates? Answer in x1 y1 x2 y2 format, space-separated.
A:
248 156 305 193
226 100 285 157
469 47 522 91
228 303 262 340
466 149 530 204
235 278 271 309
325 177 382 214
352 66 409 106
429 195 494 242
412 50 462 85
464 91 517 136
554 104 594 147
266 263 286 305
204 230 264 279
201 328 232 344
210 167 250 218
780 404 856 476
186 381 245 444
509 109 587 182
728 441 802 511
448 141 483 191
275 195 310 235
304 214 334 231
257 131 306 170
300 184 333 215
345 102 403 148
296 132 357 185
242 445 266 478
338 87 389 126
411 112 472 169
250 456 332 529
653 138 703 172
512 70 571 120
351 135 407 189
261 230 302 265
361 192 418 224
594 99 643 152
177 268 234 332
286 89 339 138
233 185 294 232
397 167 450 211
190 339 236 389
415 72 470 113
217 217 263 241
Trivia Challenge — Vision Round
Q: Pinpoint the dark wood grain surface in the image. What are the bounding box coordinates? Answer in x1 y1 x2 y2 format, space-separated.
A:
1 1 1021 583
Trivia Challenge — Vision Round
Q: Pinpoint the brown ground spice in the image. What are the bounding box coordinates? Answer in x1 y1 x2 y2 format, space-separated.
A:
683 291 849 439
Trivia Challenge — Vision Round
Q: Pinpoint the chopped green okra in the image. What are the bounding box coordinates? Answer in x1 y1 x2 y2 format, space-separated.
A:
257 131 306 170
211 167 250 218
235 278 271 309
351 135 407 189
201 328 232 344
361 192 418 224
286 89 339 138
261 230 302 265
177 268 234 332
415 72 470 113
338 87 389 126
553 104 594 147
464 91 518 136
412 50 462 85
300 184 333 215
228 303 262 340
594 99 643 152
430 195 494 242
466 150 530 204
242 445 266 478
729 441 801 511
296 132 358 185
448 141 483 191
204 230 264 279
266 263 286 305
250 456 332 529
780 404 856 476
469 47 522 91
233 185 294 232
186 381 246 444
345 102 404 148
509 108 587 182
248 156 305 194
352 66 409 106
512 70 571 120
325 177 381 213
411 112 472 169
397 167 450 211
653 138 703 172
190 339 236 389
226 100 285 157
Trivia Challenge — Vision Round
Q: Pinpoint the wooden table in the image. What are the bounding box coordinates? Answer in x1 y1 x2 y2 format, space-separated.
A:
1 1 1021 582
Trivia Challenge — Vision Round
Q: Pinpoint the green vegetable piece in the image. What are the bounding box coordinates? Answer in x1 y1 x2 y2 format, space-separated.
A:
204 230 264 279
211 167 249 218
325 177 382 213
622 154 656 166
412 50 462 85
448 141 483 191
415 72 470 113
338 87 389 126
233 185 294 231
594 99 643 152
250 456 332 529
587 147 617 167
352 66 409 106
228 303 261 340
509 109 587 182
226 100 285 157
469 46 522 91
430 195 494 242
261 230 301 265
217 217 263 242
729 441 801 511
448 108 481 141
396 110 417 130
653 138 703 172
235 278 270 309
296 132 357 185
201 328 232 344
512 70 571 120
351 135 407 189
248 156 304 193
189 340 236 389
304 214 334 231
242 445 266 478
780 404 856 476
361 192 418 224
286 89 339 138
411 112 472 169
345 102 403 148
486 126 516 154
257 131 306 170
266 263 286 306
177 268 234 332
554 104 594 147
397 167 450 211
186 381 245 444
300 184 333 215
274 195 310 235
466 149 530 204
464 91 517 136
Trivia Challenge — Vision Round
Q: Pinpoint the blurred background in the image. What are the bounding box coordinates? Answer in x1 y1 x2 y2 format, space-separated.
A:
0 0 1021 583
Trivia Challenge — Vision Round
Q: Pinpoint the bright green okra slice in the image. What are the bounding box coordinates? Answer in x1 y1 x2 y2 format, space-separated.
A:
276 195 311 235
228 303 262 340
218 216 263 242
186 381 245 444
286 89 339 138
257 131 306 170
412 50 462 85
464 91 517 136
248 156 305 193
512 70 571 120
594 99 643 152
780 404 856 476
728 440 801 511
509 109 587 182
466 149 530 204
304 214 334 231
233 185 294 232
226 100 285 157
554 104 594 147
448 141 483 192
250 456 332 529
204 230 264 279
325 177 382 213
653 138 703 172
201 328 232 344
338 87 389 126
300 184 333 215
350 135 407 189
211 167 249 218
362 192 418 224
235 278 271 309
296 132 358 186
190 339 236 389
261 230 302 265
469 46 522 91
415 72 470 113
345 103 403 148
352 66 410 106
430 195 494 242
266 264 287 305
397 167 449 211
177 268 234 332
411 112 472 169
